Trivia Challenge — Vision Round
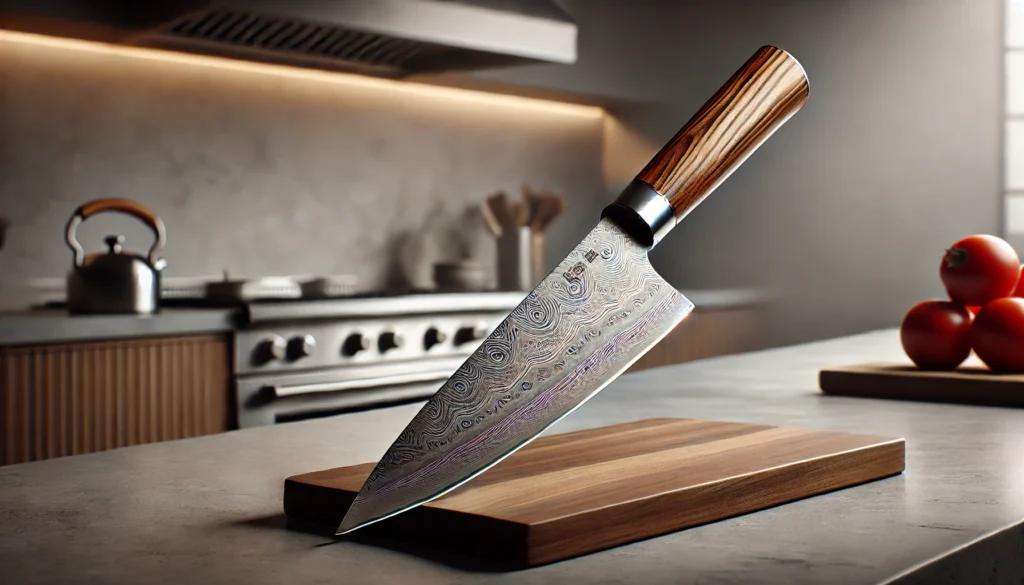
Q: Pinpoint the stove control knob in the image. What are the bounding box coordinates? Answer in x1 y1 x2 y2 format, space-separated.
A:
378 330 404 353
423 327 447 350
287 334 316 360
454 323 489 346
255 335 287 364
341 332 371 357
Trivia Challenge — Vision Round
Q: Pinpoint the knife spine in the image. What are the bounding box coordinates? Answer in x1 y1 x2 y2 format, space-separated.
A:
600 179 676 248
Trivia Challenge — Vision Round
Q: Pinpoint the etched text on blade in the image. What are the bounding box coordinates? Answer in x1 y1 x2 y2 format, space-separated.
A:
339 218 693 532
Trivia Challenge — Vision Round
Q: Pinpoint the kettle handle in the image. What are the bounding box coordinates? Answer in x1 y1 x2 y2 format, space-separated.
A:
65 198 167 267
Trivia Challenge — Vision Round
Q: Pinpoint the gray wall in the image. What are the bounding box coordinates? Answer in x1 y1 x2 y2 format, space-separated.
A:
485 0 1004 347
0 35 605 308
0 0 1004 350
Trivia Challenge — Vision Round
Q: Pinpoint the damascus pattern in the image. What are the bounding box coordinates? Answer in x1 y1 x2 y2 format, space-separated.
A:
337 218 694 534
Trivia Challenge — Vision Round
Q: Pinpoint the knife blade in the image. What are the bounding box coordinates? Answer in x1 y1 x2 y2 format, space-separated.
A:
337 45 809 536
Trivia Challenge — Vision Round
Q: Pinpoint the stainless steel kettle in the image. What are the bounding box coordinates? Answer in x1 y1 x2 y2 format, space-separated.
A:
65 198 167 315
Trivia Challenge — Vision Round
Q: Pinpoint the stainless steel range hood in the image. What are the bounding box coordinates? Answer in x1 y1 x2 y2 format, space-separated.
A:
0 0 578 77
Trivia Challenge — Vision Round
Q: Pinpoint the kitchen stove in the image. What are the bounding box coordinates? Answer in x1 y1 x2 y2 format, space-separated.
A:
222 290 524 428
28 273 524 427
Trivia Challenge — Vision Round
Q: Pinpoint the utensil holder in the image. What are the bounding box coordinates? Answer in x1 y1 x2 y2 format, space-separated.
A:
496 227 545 291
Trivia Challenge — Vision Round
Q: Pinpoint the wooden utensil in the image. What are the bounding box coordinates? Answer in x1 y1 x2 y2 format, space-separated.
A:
284 417 904 567
820 362 1024 408
516 199 530 229
486 192 515 231
479 201 502 238
522 184 540 227
531 191 565 233
505 202 521 230
528 197 545 232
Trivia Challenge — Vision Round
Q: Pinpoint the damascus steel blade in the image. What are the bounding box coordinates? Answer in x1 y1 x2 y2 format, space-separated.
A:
337 218 694 535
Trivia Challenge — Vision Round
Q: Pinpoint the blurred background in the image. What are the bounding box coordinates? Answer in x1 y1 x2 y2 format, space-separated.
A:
0 0 1010 342
0 0 1015 463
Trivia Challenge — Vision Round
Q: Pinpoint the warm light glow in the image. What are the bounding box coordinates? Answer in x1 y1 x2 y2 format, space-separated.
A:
0 29 605 119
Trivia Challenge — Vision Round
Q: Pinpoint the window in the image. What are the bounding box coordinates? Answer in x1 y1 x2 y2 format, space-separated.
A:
1005 0 1024 232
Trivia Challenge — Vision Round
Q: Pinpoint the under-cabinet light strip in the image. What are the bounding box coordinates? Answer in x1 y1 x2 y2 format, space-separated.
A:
0 29 605 119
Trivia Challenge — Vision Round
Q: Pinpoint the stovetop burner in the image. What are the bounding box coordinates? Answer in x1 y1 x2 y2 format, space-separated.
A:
183 273 360 303
158 272 519 312
160 286 505 307
29 274 525 325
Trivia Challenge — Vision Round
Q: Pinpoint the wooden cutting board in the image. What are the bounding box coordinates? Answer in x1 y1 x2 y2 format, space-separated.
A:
283 418 904 567
820 362 1024 408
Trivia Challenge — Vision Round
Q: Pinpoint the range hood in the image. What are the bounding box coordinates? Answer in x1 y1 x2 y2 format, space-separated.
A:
0 0 577 77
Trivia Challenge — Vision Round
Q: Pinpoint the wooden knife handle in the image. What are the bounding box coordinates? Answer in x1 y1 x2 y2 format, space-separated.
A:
637 46 808 219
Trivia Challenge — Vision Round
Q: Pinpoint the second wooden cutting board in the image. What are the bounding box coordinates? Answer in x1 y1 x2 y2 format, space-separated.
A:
820 362 1024 408
284 418 904 567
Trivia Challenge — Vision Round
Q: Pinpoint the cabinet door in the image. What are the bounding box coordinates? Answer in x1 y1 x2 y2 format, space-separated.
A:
1 334 232 466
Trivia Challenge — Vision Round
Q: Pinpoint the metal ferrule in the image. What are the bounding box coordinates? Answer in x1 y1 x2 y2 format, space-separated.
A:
600 180 676 248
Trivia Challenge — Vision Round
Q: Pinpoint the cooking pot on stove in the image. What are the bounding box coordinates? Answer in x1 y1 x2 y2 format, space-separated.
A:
64 198 167 315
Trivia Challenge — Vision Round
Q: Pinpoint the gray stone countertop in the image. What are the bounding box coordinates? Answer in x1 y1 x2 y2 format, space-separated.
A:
0 288 763 346
3 329 1022 585
0 307 242 345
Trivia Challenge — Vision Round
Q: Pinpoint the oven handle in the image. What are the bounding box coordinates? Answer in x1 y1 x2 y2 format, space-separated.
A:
269 369 456 399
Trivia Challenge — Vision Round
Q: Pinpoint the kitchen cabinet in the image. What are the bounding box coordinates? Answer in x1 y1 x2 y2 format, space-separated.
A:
1 333 232 467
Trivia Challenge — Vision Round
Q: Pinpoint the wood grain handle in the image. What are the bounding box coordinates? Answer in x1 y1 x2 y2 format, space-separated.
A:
638 46 808 219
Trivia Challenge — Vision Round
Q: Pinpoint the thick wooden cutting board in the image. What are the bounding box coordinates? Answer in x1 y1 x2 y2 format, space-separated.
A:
284 418 904 567
820 362 1024 408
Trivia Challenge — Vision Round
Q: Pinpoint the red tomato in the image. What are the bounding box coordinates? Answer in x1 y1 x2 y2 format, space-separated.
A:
1013 264 1024 297
971 297 1024 373
900 300 973 370
939 235 1020 306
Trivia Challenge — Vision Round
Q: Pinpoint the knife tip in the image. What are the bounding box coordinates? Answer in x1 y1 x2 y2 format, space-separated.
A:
335 507 378 537
335 503 405 537
335 516 359 537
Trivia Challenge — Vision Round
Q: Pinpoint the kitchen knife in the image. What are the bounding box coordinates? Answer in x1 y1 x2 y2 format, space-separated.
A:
337 45 809 536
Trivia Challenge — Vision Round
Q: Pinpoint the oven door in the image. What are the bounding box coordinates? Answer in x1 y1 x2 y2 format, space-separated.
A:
235 358 465 428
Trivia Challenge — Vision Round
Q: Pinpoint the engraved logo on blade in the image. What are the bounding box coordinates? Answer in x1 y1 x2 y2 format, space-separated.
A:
562 261 587 293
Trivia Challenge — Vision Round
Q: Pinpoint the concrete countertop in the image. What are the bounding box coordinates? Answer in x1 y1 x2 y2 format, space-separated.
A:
0 307 241 345
0 289 763 346
2 329 1022 583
